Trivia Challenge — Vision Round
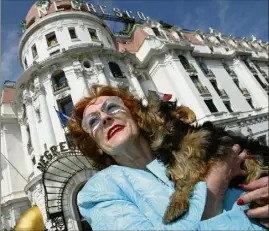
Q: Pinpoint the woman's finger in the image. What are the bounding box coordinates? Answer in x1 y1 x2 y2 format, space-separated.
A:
232 144 241 154
238 187 268 204
240 177 269 191
245 205 269 219
238 149 247 163
258 219 269 228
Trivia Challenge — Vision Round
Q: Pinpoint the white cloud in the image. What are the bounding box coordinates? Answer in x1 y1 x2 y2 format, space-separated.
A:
1 29 22 83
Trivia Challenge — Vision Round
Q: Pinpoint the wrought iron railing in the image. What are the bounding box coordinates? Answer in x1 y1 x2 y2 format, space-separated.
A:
197 85 211 96
53 81 68 92
219 89 229 99
240 88 250 96
186 64 197 73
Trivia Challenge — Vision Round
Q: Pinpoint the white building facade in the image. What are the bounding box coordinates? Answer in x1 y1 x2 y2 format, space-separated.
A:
1 0 268 230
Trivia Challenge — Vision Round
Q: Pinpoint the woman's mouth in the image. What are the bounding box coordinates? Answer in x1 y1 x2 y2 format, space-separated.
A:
107 124 125 140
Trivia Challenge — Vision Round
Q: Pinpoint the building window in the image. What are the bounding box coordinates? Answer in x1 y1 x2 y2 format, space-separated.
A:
210 80 221 95
204 99 218 113
24 57 28 69
68 28 77 39
152 27 161 37
253 74 267 89
224 101 233 112
108 62 124 78
50 50 60 56
233 79 240 89
199 61 210 75
246 98 255 109
257 135 267 146
46 32 58 47
31 44 38 59
58 96 74 118
52 70 68 92
178 55 191 70
32 156 36 165
26 126 33 154
88 28 99 41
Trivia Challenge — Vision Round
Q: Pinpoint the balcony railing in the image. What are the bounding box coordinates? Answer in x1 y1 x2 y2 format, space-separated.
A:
186 64 197 75
53 80 68 92
197 85 211 97
248 65 258 74
204 69 216 80
260 70 268 77
240 88 250 97
219 89 229 100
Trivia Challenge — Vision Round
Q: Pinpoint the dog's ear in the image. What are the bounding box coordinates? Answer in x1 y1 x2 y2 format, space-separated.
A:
171 106 196 124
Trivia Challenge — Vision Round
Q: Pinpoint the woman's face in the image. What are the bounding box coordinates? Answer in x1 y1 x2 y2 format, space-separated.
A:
82 96 140 156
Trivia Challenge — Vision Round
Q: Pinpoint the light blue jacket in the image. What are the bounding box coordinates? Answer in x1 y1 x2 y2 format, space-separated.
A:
77 159 265 230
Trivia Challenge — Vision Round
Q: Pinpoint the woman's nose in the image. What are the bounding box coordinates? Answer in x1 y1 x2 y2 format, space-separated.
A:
100 112 113 127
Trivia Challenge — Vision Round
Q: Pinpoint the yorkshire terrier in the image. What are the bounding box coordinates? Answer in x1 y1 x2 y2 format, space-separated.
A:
149 99 269 224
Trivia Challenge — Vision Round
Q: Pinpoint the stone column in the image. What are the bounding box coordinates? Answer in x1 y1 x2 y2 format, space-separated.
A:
33 76 56 149
72 61 90 103
125 58 147 105
22 89 42 162
95 64 108 85
17 114 34 176
93 55 108 86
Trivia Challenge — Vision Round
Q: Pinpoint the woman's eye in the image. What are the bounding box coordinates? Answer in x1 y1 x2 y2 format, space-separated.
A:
106 104 120 114
88 117 99 128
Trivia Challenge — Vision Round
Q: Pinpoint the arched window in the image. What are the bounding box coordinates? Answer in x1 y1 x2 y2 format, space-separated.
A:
178 55 191 70
152 27 161 37
108 62 124 78
51 70 68 92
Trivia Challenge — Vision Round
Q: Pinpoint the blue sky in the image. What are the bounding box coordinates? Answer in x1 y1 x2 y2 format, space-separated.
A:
1 0 268 84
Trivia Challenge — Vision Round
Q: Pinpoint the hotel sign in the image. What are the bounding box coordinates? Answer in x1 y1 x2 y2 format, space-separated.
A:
39 0 148 22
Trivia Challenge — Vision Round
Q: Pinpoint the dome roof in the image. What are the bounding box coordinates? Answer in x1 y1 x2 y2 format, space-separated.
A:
15 205 45 231
25 0 90 28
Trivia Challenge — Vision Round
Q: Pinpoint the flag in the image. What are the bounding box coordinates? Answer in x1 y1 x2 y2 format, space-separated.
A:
54 107 70 127
148 90 172 102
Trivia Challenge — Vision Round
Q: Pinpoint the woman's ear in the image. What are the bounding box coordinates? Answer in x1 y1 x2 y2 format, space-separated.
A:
171 106 196 124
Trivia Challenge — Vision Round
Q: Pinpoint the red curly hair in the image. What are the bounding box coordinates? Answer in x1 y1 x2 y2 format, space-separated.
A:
68 85 196 170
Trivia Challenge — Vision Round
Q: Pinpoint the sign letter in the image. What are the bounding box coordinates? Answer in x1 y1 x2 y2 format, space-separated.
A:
86 3 97 13
113 8 122 17
53 0 64 12
59 142 68 152
125 10 135 19
99 5 110 15
137 11 147 21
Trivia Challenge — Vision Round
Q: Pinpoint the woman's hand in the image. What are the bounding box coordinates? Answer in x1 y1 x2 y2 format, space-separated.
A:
202 144 247 220
237 177 269 228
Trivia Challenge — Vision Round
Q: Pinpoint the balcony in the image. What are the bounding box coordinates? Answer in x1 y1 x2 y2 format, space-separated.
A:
260 70 268 77
53 80 69 92
249 66 258 74
186 64 197 76
197 85 211 97
204 69 216 80
240 88 251 97
219 89 229 100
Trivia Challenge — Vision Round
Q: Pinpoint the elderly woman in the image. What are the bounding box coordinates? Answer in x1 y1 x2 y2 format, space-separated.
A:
69 85 268 230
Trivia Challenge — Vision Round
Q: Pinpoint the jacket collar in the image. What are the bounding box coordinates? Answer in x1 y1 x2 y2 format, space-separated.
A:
146 159 174 189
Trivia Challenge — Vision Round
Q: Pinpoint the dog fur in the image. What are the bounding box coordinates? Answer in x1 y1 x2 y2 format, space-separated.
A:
150 100 269 224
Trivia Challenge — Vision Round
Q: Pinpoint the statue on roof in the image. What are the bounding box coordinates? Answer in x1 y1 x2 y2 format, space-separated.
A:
20 20 27 33
36 0 50 11
209 27 222 38
251 35 257 42
71 0 84 10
